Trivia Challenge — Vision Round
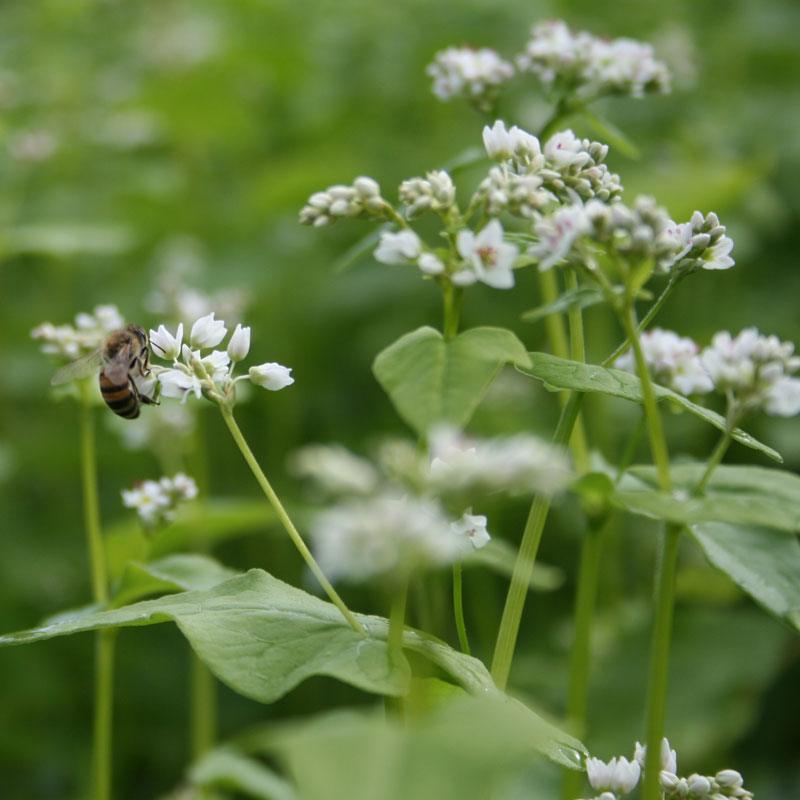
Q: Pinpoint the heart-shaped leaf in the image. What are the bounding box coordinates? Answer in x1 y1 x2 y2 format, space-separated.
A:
518 352 781 462
373 326 531 437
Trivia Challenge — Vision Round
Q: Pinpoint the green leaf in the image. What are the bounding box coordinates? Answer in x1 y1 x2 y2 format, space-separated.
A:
518 353 781 462
189 748 296 800
105 498 275 581
465 540 563 592
255 695 585 800
580 108 641 160
521 286 605 324
689 522 800 632
440 145 487 174
0 569 495 701
112 554 239 608
332 226 385 274
373 326 532 437
622 464 800 532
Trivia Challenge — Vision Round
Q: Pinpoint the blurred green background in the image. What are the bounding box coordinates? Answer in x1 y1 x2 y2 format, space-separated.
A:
1 0 799 797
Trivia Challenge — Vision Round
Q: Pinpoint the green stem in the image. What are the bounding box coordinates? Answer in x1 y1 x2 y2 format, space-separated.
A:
189 647 216 758
604 275 683 368
78 381 113 800
562 523 604 800
641 524 681 800
539 98 578 141
218 404 364 634
388 577 409 669
695 428 733 495
490 392 583 689
442 281 461 341
452 563 471 655
93 629 116 800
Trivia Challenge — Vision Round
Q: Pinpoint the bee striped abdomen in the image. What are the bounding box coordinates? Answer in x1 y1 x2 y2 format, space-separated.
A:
99 374 140 419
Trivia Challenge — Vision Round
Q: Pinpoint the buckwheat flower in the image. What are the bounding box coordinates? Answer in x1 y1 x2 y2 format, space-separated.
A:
482 120 543 166
540 131 623 202
687 774 712 795
310 493 465 583
701 328 800 416
149 323 184 360
122 472 198 528
615 329 713 395
451 510 490 549
374 229 422 266
249 362 294 391
399 170 456 217
299 176 388 226
428 425 570 496
290 444 380 496
426 47 514 112
159 368 202 402
32 304 126 360
418 252 445 275
227 323 251 362
477 166 552 219
634 738 677 775
528 204 590 271
456 220 518 289
669 211 735 274
189 312 226 349
586 756 641 795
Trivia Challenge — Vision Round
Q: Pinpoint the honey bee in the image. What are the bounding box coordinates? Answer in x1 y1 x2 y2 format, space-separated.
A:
50 325 158 419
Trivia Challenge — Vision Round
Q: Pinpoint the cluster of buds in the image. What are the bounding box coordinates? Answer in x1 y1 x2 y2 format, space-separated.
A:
529 196 731 277
148 312 293 406
700 328 800 417
478 122 622 219
669 211 735 274
425 46 514 112
517 20 671 100
32 304 125 360
298 176 389 227
579 739 752 800
615 328 713 396
121 472 198 528
398 170 457 218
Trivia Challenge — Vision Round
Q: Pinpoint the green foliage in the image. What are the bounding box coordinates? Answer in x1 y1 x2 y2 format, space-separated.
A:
518 353 782 462
188 749 296 800
373 326 531 437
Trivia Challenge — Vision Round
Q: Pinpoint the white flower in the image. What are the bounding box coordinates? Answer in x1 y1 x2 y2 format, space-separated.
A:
418 252 445 275
702 235 734 270
764 377 800 417
482 120 542 163
33 304 126 360
249 362 294 391
426 47 513 110
149 323 184 360
190 312 227 349
544 130 591 169
399 171 456 216
456 220 518 289
451 511 490 549
529 204 590 271
634 738 677 775
586 756 641 795
290 444 380 495
158 368 203 402
428 425 571 496
310 493 464 583
227 323 251 362
122 473 198 527
374 230 422 265
615 329 713 395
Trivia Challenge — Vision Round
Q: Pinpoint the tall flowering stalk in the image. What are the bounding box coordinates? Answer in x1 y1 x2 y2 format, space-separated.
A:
148 314 364 633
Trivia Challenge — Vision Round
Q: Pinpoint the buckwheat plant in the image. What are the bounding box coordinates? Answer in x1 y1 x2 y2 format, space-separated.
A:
147 313 363 633
121 472 198 529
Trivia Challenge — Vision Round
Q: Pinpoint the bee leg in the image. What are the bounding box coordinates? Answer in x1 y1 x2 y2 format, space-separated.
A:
130 374 160 406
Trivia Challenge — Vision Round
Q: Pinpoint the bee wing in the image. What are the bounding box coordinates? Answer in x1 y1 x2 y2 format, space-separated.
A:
50 350 105 386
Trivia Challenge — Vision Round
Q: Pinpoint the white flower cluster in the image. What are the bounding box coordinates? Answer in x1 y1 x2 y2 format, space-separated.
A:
580 739 751 800
121 472 198 527
478 122 623 218
530 196 732 275
290 444 381 496
399 170 457 218
614 329 712 396
428 424 572 496
669 211 735 274
32 304 125 359
310 493 469 583
517 20 671 100
701 328 800 417
426 47 514 111
374 219 519 290
149 313 293 405
299 176 388 227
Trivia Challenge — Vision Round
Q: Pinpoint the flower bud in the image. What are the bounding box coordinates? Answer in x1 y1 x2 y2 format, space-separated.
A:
353 176 380 197
190 312 227 349
249 362 294 391
227 324 251 362
715 770 743 789
688 774 712 795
